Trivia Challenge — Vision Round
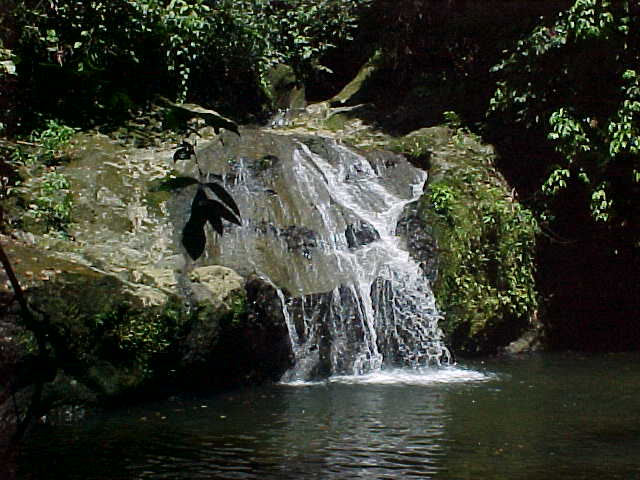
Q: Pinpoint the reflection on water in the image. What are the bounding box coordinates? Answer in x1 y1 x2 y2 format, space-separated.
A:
17 353 640 480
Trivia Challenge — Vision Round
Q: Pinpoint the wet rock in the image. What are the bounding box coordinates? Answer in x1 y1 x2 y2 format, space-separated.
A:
0 237 181 412
279 226 318 255
397 203 438 284
188 266 244 305
237 275 294 381
283 284 378 379
503 322 545 355
174 273 295 390
180 266 245 371
265 64 306 112
286 291 333 379
345 221 380 249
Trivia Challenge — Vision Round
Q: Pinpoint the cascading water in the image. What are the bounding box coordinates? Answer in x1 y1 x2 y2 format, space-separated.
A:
202 129 450 381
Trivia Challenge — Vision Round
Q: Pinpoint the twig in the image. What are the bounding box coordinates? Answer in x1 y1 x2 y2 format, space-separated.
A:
0 241 31 323
0 239 49 442
0 139 40 148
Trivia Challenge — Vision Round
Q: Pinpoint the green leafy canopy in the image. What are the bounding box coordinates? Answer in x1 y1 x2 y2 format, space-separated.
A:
488 0 639 228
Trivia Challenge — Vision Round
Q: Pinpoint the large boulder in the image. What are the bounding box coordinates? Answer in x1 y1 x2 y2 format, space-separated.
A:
0 128 294 419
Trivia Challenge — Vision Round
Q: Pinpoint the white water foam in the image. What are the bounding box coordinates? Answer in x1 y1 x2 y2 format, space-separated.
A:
281 365 492 387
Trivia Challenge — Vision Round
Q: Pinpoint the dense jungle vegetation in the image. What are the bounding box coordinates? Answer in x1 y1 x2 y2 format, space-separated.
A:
1 0 639 351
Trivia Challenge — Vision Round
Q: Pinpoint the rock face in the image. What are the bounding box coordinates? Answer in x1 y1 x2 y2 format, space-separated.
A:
179 270 293 390
397 204 438 285
0 130 294 418
1 94 541 428
197 126 450 380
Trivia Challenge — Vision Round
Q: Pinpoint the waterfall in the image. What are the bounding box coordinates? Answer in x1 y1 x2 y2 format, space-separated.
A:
205 130 450 381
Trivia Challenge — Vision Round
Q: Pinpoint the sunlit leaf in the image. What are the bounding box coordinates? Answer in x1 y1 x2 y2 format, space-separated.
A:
153 176 199 192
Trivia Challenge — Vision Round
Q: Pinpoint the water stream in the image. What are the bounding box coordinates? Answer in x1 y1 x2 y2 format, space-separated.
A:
203 130 449 381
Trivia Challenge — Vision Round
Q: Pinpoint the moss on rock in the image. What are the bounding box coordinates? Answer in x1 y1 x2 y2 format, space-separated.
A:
397 126 539 355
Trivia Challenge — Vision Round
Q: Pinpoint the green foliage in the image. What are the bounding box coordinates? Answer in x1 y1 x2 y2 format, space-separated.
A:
226 293 248 327
0 45 16 90
488 0 639 229
429 183 456 220
37 298 189 388
7 120 77 167
442 110 463 129
95 305 185 375
389 134 433 170
231 0 368 79
7 0 370 126
29 119 78 165
414 132 538 354
24 170 73 234
5 120 77 234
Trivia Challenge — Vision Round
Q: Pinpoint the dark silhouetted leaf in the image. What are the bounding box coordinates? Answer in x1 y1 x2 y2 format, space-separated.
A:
203 199 241 227
182 215 206 260
204 203 224 235
191 188 208 212
204 182 241 218
173 140 196 161
154 176 199 192
181 183 242 259
182 189 209 260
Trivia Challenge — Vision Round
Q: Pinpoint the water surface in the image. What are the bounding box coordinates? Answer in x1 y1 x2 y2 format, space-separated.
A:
18 353 640 479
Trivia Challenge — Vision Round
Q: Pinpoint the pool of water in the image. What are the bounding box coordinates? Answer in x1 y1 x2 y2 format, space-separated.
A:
16 352 640 479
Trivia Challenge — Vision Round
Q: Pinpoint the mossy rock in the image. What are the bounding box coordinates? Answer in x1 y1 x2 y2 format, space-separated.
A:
0 238 192 404
398 127 540 356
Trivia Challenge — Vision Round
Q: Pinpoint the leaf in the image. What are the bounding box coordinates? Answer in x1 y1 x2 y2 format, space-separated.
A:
182 189 208 260
196 189 240 230
203 199 241 227
159 97 240 136
182 214 206 260
153 176 199 192
191 187 208 210
204 182 241 218
202 201 224 235
173 140 196 161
